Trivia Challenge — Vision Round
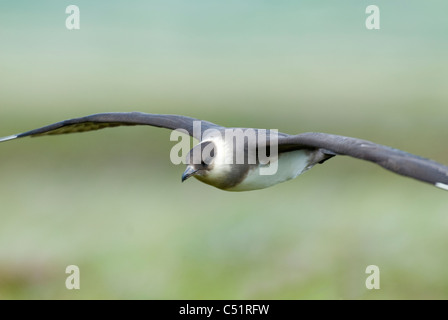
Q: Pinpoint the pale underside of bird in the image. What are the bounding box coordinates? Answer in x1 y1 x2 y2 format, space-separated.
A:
0 112 447 192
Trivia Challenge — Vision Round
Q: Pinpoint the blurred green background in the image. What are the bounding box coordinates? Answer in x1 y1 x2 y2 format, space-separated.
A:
0 0 447 299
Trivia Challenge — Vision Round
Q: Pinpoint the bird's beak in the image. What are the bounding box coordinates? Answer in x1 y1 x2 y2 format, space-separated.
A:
182 166 198 182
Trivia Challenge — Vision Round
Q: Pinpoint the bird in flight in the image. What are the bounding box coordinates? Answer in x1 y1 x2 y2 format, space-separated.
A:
0 112 447 192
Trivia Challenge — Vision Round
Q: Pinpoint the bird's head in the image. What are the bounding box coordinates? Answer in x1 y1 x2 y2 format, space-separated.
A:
182 141 217 183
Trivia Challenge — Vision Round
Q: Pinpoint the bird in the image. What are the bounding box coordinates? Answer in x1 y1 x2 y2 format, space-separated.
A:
0 112 447 192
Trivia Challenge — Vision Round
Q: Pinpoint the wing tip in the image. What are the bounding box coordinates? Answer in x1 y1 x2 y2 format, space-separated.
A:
0 135 18 143
435 182 448 191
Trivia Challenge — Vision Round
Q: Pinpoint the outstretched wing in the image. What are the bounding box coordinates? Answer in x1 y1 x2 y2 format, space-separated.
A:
0 112 222 142
278 132 448 190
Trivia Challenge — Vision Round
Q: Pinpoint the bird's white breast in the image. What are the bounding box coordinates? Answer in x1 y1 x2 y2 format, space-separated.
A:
227 150 311 191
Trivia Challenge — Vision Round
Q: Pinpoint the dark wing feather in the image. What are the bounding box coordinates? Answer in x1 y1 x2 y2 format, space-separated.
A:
0 112 222 141
278 132 448 189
